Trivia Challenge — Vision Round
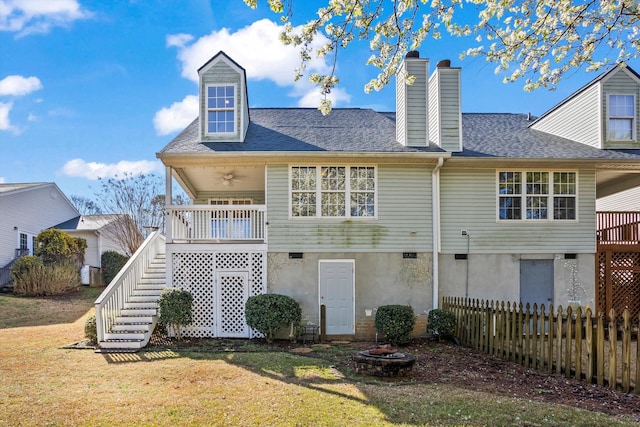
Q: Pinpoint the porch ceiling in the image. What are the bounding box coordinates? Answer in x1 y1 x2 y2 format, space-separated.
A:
173 165 266 197
596 169 640 198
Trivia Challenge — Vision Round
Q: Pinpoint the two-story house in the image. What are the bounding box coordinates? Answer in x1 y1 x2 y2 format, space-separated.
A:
95 51 640 350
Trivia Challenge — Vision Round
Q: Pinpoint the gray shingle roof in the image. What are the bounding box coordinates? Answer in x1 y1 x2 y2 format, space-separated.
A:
158 108 640 161
159 108 445 155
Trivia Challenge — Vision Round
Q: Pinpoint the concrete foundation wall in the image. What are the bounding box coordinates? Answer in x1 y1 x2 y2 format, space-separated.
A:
439 253 596 308
267 252 433 340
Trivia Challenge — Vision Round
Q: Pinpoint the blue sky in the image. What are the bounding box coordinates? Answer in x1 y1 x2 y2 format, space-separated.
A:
2 0 637 200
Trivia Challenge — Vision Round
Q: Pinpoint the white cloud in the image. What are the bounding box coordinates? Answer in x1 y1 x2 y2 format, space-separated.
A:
0 177 6 183
0 101 21 134
0 75 42 96
156 19 352 133
0 0 92 36
153 94 197 136
169 19 332 86
295 86 351 109
60 158 164 180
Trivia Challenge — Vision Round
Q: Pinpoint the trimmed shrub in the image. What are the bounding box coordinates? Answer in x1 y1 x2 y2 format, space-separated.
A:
35 229 86 266
427 309 456 340
375 305 416 346
101 251 129 285
158 288 193 341
84 315 97 345
11 257 80 296
245 294 301 343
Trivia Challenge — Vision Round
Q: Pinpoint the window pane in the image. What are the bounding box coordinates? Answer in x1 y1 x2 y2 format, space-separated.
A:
526 172 548 195
526 196 548 219
553 172 576 194
321 167 345 190
291 167 316 191
292 192 316 217
554 197 576 220
610 94 634 116
351 193 375 217
499 172 521 194
350 167 375 190
499 197 521 220
321 192 345 216
608 118 632 140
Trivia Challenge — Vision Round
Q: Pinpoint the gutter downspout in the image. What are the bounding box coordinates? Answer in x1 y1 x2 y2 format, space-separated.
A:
432 156 445 309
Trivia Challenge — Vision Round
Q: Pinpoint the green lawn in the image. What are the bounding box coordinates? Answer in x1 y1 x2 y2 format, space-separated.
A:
1 290 638 426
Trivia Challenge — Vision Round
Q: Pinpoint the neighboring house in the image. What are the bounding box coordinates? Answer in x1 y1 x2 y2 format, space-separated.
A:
54 214 132 268
0 183 80 287
596 187 640 211
150 51 640 341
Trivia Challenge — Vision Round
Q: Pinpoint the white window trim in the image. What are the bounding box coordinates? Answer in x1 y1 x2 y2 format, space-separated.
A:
209 198 253 205
205 83 238 136
288 165 378 219
606 93 636 142
496 170 579 222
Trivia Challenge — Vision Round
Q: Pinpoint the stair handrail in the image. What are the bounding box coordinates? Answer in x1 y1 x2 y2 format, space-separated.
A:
94 230 166 343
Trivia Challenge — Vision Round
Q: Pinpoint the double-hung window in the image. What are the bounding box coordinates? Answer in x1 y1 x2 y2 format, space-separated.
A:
291 166 376 218
206 85 236 134
607 94 635 141
498 171 576 221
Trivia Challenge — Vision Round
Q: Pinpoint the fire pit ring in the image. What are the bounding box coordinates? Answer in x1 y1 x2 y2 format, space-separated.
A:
352 347 416 377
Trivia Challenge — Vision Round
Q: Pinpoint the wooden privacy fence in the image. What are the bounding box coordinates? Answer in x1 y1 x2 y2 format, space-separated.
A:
442 296 640 393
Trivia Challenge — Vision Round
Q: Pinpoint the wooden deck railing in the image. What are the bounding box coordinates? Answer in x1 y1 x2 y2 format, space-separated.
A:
597 211 640 244
165 205 267 243
442 297 640 393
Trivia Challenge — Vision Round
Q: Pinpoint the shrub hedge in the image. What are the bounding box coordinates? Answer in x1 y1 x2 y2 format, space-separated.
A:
11 257 80 296
427 308 456 340
245 294 301 343
101 251 129 285
375 305 416 346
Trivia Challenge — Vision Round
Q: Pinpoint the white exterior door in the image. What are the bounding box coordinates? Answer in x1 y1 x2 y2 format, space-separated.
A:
319 260 355 335
216 271 250 337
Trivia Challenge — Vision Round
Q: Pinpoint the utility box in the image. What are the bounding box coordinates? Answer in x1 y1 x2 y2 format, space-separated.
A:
80 265 90 285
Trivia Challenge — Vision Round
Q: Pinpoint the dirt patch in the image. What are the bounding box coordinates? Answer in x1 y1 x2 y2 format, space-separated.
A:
341 340 640 421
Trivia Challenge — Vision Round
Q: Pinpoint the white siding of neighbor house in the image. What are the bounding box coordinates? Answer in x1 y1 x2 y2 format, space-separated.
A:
428 67 462 152
602 70 640 149
199 60 245 142
531 82 602 148
396 58 429 146
0 184 78 267
439 168 597 254
596 186 640 211
266 163 433 252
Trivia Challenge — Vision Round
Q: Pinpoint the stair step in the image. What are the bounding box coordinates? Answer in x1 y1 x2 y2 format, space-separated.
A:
120 308 156 316
123 301 158 309
128 295 161 303
115 315 154 324
105 331 145 340
110 323 151 332
133 289 163 297
99 340 144 350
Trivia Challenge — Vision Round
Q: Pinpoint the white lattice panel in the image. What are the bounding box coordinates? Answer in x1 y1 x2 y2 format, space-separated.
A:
217 272 249 337
170 250 266 338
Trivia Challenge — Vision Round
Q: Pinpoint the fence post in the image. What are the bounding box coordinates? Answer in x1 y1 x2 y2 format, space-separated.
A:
575 307 583 381
597 311 605 386
608 309 617 389
547 304 554 373
566 306 573 379
556 306 563 375
585 307 594 383
622 309 631 393
532 303 539 370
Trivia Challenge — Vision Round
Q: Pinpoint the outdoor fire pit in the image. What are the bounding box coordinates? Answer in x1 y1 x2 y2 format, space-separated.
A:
352 345 415 377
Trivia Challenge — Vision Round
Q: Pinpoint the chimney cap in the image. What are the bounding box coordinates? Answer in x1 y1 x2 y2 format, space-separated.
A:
436 59 451 68
406 50 420 58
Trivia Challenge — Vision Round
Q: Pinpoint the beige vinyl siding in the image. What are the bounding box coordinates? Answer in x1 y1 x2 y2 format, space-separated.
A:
200 61 243 142
428 74 440 146
405 60 428 146
440 168 596 254
266 164 433 252
428 68 461 152
603 71 640 148
531 83 601 148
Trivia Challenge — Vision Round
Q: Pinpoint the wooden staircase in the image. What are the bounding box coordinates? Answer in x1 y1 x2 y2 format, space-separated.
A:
97 253 166 352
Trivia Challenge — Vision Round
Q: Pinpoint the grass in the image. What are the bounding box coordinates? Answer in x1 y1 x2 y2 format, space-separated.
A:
1 290 639 426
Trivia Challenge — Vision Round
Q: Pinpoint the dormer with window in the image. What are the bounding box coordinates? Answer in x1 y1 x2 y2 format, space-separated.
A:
198 51 250 142
531 64 640 150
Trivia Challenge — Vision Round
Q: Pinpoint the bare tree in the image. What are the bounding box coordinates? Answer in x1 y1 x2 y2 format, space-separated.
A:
70 195 103 215
94 173 165 255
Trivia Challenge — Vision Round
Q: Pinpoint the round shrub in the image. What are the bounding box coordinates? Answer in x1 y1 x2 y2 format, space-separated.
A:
35 228 86 266
427 309 456 340
101 251 129 285
375 305 416 346
158 288 193 341
85 315 97 345
245 294 301 343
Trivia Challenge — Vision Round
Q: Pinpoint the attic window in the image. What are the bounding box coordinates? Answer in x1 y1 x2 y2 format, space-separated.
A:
206 85 236 134
607 94 635 141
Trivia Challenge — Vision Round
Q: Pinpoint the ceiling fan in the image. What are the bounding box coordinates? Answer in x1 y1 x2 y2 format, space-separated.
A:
218 171 242 186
